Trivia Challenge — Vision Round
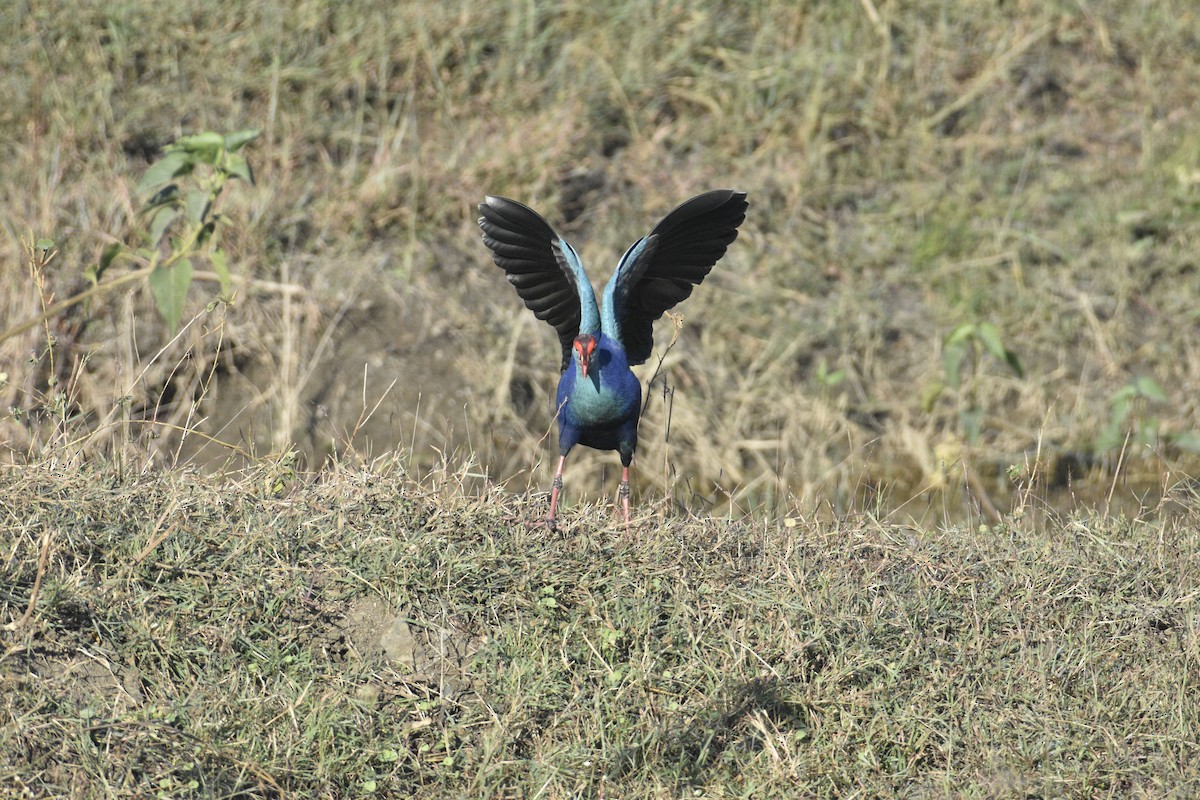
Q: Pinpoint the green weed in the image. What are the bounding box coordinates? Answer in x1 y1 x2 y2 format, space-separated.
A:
927 321 1024 445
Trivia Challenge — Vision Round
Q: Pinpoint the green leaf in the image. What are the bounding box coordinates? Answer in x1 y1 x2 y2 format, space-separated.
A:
35 238 55 252
1094 429 1118 453
920 380 945 412
137 151 193 194
976 322 1006 361
815 357 846 388
1137 418 1161 447
1169 431 1200 453
148 207 180 248
966 321 1023 377
1003 349 1024 378
149 258 194 332
210 248 232 297
171 131 225 165
1109 384 1138 404
144 184 181 211
1109 395 1132 426
195 221 216 249
89 242 123 284
1131 375 1167 403
185 189 211 224
224 152 255 184
100 242 122 271
959 407 984 444
223 128 261 152
944 322 976 347
942 342 967 388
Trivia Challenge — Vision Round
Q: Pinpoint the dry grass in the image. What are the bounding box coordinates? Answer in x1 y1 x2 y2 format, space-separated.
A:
2 6 1200 791
1 1 1198 517
5 8 1200 797
2 458 1199 797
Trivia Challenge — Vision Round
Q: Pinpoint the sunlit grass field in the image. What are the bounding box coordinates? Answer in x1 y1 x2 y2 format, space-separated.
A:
4 462 1199 797
3 0 1199 511
2 0 1200 795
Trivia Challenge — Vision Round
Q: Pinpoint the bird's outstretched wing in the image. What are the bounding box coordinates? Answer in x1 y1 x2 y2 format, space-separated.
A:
478 196 597 371
607 190 748 365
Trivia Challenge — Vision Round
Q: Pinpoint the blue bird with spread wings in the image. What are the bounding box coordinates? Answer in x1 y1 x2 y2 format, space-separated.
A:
478 190 748 528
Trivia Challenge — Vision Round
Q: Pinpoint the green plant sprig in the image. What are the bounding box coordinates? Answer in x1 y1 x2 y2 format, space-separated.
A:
0 129 259 348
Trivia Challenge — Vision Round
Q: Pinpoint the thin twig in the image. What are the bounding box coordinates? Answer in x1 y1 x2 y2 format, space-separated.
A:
638 313 685 420
4 530 53 632
0 267 304 348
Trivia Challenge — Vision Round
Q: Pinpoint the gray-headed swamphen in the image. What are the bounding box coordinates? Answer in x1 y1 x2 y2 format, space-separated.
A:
478 190 748 529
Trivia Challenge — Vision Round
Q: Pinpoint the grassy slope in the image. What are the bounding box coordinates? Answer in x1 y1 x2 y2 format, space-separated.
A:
2 3 1200 795
1 2 1199 513
2 462 1199 797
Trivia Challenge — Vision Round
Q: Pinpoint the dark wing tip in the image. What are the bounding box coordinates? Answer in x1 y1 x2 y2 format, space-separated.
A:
479 193 551 237
618 190 749 365
675 188 748 213
696 188 748 221
478 194 582 369
700 188 748 206
647 189 748 239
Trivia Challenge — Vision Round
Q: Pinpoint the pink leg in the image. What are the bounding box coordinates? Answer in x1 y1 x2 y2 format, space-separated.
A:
618 465 631 525
547 455 566 529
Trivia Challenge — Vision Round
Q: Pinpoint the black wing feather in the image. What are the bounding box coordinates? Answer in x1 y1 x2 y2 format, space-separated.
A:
478 196 583 370
614 190 748 365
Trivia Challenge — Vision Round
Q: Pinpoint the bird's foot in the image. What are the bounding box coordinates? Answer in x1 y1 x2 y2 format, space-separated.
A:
616 480 632 534
545 471 564 532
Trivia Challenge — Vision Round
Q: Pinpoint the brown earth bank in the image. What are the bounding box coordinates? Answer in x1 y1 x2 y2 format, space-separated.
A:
2 2 1199 523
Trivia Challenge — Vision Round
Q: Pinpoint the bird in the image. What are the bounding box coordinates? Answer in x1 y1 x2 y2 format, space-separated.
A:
478 190 748 529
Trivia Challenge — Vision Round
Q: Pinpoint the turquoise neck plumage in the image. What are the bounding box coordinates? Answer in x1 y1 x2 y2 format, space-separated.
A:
557 236 601 335
601 237 650 347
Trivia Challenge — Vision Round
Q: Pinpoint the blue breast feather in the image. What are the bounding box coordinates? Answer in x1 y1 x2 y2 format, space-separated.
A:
555 334 642 453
